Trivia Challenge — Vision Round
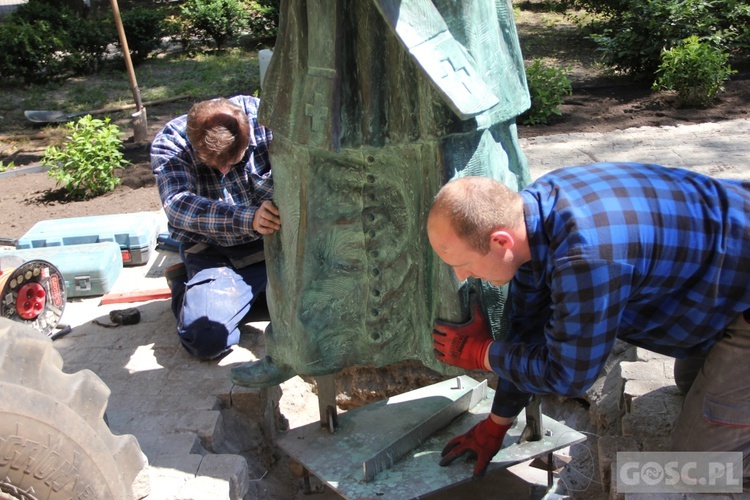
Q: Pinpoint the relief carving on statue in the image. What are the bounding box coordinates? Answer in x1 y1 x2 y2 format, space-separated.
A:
231 0 531 387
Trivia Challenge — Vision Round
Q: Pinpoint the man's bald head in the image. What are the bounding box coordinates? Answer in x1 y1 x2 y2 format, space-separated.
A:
428 176 523 254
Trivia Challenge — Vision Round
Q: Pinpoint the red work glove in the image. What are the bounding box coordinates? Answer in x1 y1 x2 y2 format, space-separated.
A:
439 416 512 479
432 293 492 371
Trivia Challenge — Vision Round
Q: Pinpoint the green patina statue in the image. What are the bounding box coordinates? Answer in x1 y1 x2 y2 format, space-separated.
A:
231 0 531 387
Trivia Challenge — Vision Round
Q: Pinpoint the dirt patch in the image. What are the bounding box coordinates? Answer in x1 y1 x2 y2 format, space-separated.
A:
518 74 750 139
2 74 749 242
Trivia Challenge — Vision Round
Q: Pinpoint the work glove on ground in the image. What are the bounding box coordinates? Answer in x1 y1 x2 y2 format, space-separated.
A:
432 293 493 371
439 416 513 479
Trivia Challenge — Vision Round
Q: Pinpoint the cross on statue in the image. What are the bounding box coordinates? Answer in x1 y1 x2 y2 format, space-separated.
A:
440 56 473 95
305 92 329 132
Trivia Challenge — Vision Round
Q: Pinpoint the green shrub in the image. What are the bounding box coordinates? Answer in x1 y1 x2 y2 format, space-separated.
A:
10 0 80 29
67 15 114 74
164 14 201 53
121 6 168 64
0 0 112 82
653 36 736 108
42 116 130 199
520 59 572 125
0 21 69 83
180 0 248 50
246 0 278 40
586 0 750 76
555 0 629 16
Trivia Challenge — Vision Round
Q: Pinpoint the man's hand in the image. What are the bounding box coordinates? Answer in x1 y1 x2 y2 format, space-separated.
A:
439 416 512 479
253 200 281 234
432 293 492 371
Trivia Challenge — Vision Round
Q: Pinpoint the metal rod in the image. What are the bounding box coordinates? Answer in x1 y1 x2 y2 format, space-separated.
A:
547 451 553 487
316 374 337 430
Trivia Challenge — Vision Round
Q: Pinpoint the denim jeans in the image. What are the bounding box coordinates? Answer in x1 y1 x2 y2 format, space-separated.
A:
170 244 267 360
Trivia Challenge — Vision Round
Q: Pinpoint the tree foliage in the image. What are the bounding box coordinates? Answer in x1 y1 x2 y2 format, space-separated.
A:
561 0 750 76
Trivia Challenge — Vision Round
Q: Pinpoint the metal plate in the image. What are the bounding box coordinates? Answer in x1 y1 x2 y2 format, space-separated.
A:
23 110 75 123
277 376 586 499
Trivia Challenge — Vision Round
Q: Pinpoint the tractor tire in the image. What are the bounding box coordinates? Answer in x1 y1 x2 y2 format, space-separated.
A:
0 318 149 500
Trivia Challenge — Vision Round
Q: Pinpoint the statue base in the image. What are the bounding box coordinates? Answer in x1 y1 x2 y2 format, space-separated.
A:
276 376 585 498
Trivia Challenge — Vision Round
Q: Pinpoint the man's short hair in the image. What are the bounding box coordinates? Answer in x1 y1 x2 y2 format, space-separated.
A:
431 176 522 254
187 98 250 167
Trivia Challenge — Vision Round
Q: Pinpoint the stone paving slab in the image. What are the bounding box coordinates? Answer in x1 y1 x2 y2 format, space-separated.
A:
521 118 750 181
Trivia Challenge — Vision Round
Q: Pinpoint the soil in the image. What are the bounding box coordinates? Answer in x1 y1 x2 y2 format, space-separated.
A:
1 74 749 242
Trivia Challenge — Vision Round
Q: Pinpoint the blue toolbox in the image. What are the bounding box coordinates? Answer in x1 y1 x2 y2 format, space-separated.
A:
16 212 161 266
0 242 123 298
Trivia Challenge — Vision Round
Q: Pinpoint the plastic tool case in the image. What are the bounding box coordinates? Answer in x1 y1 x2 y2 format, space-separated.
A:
16 212 160 266
0 242 123 298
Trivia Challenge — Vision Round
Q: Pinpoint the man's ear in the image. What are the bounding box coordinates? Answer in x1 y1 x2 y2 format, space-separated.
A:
490 230 515 250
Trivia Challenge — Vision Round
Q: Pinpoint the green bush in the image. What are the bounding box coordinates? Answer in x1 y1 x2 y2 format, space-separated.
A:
42 116 130 199
246 0 279 40
653 36 736 108
164 14 201 53
180 0 248 50
585 0 750 76
67 15 114 74
520 59 572 125
10 0 79 29
0 0 112 82
0 21 68 83
121 6 168 64
556 0 629 16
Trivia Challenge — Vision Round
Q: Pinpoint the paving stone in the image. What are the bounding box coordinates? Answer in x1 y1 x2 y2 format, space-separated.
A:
196 454 250 500
134 430 203 459
176 476 231 500
149 453 203 473
229 384 283 441
176 410 225 452
585 362 625 434
641 436 671 452
634 348 672 362
621 412 674 441
608 461 627 500
524 120 750 183
145 454 203 500
620 360 671 382
598 436 639 493
628 384 682 417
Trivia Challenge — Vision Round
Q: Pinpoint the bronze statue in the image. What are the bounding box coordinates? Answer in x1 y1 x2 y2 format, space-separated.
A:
231 0 531 387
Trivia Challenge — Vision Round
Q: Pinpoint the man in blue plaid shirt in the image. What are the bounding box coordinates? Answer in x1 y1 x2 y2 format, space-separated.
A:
151 95 280 360
428 162 750 480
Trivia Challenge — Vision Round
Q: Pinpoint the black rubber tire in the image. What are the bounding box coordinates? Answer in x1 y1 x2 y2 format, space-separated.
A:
0 318 148 500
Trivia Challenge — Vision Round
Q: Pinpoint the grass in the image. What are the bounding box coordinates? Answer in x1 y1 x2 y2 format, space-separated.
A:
0 47 261 135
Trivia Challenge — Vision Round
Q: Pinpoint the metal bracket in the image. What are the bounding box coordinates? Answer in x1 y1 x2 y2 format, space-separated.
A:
519 394 543 444
316 374 338 433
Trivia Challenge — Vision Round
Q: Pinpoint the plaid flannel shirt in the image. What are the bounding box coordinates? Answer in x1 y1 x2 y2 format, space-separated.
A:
489 163 750 417
151 95 273 247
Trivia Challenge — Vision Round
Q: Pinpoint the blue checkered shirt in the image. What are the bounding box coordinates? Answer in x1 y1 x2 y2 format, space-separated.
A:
489 163 750 417
151 95 274 247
